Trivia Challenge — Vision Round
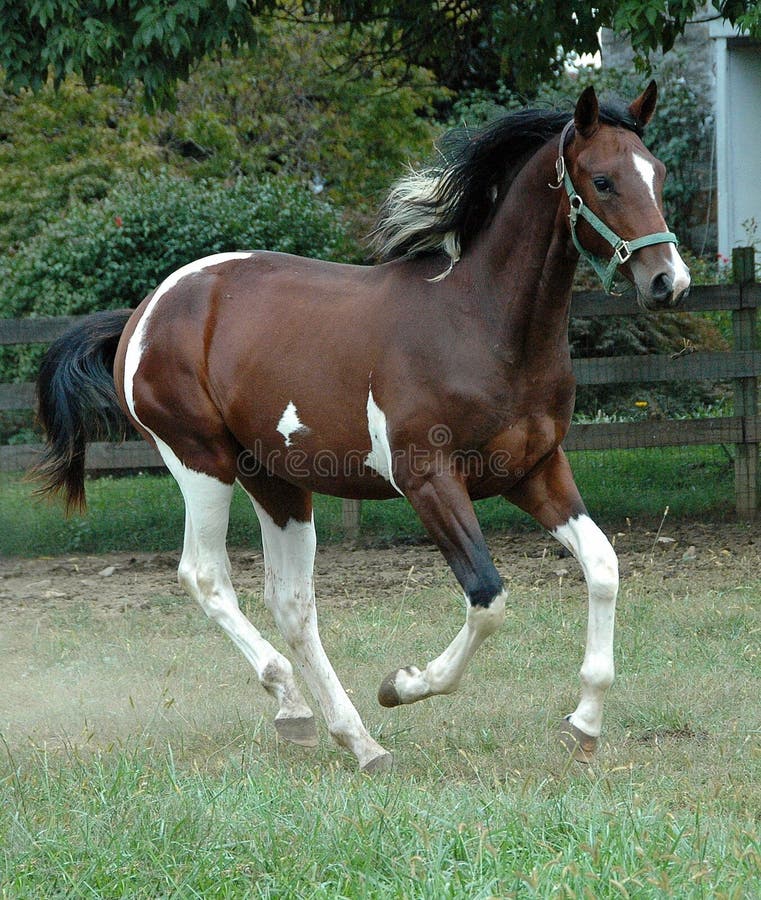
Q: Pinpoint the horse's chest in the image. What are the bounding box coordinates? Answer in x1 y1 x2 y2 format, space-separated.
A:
471 413 567 494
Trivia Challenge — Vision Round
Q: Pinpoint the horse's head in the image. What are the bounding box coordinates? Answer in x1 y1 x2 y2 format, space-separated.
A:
561 82 691 309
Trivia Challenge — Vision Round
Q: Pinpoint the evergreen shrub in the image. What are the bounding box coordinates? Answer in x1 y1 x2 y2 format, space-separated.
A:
1 172 359 382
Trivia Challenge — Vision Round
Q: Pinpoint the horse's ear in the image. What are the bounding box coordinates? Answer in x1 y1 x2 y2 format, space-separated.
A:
629 80 658 127
574 85 599 138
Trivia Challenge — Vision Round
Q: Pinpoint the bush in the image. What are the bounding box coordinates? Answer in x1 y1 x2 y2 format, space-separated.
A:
0 79 162 252
0 172 359 383
0 26 440 254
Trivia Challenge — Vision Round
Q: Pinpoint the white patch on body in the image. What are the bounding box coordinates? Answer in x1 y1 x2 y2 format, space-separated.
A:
276 401 310 447
632 152 656 202
365 388 403 495
123 252 253 423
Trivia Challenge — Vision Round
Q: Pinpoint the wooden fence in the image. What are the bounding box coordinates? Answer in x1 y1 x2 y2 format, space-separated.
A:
2 248 759 524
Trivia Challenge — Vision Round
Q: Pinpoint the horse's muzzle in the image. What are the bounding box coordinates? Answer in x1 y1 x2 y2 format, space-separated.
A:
635 261 691 309
645 271 691 308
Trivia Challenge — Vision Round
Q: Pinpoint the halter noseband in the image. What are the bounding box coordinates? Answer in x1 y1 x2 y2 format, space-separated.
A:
550 119 679 295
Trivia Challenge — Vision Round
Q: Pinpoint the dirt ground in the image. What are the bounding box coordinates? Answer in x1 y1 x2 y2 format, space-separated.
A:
3 519 760 762
2 521 759 618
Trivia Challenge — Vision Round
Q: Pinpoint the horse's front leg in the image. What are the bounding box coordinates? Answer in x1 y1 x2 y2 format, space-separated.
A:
378 473 507 707
506 448 619 762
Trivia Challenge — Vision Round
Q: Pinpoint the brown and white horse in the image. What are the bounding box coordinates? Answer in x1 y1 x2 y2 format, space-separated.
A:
35 84 690 771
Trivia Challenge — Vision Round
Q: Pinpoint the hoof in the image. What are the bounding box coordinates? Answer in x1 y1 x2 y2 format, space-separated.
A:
361 751 394 774
559 716 597 764
274 715 319 748
377 670 404 708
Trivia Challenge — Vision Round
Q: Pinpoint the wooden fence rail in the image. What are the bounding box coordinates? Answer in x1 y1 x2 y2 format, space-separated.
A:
2 249 759 524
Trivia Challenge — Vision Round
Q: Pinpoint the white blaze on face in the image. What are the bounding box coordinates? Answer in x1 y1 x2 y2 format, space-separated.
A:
365 388 403 495
277 401 310 447
631 152 691 298
632 151 657 202
123 252 254 424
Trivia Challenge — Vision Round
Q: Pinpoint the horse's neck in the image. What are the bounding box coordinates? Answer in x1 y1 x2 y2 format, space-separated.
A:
470 141 577 358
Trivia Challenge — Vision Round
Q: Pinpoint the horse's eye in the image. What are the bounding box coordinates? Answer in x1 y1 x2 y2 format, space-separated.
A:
593 176 614 194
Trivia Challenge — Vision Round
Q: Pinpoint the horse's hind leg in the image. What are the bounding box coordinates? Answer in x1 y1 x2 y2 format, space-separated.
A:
239 473 392 773
159 444 318 746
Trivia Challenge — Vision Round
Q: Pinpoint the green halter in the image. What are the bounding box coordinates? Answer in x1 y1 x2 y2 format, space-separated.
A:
551 120 679 295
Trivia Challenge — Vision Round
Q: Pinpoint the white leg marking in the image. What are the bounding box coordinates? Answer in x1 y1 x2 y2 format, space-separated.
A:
250 498 389 768
632 152 656 202
276 401 310 447
552 514 619 737
123 252 254 423
365 388 403 495
157 442 313 723
391 590 507 703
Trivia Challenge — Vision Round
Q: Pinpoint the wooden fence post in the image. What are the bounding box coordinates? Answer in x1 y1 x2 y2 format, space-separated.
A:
732 246 759 519
342 498 362 540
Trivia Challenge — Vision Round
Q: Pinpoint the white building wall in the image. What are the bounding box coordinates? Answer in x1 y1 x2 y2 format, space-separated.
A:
711 22 761 259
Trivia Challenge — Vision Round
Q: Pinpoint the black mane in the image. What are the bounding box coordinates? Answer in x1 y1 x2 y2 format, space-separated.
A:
372 98 644 265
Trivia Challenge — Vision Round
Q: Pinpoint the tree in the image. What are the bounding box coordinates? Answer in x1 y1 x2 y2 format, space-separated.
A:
0 18 440 252
2 2 759 107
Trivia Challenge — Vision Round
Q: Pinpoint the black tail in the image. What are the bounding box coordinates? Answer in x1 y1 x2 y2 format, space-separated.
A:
33 309 132 513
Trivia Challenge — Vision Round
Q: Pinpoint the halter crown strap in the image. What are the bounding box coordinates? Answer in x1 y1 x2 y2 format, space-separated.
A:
551 119 679 295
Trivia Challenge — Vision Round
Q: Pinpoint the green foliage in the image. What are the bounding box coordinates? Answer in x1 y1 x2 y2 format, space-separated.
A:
2 2 759 107
0 172 356 382
0 0 259 109
0 78 163 250
161 23 440 210
611 0 701 57
613 1 761 64
0 24 439 253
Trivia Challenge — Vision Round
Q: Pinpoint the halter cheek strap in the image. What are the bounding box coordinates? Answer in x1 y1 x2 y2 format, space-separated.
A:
550 119 679 295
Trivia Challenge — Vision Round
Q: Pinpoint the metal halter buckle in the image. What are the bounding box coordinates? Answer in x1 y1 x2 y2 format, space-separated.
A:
549 118 574 190
568 193 583 225
614 240 632 264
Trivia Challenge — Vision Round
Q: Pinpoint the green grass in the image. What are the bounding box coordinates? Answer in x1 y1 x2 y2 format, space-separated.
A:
2 557 760 897
0 446 734 557
3 743 760 898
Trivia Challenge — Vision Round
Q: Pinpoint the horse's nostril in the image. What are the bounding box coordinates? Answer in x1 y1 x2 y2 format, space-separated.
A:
650 272 673 303
673 285 690 306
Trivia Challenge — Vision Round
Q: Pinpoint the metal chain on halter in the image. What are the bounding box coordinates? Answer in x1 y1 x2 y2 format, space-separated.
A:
549 119 679 295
